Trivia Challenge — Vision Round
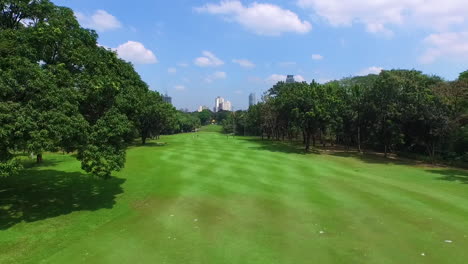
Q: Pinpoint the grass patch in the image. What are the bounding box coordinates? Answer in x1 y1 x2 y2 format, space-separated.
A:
1 126 468 263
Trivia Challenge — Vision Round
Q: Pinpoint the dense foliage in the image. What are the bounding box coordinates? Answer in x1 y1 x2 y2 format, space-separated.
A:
224 70 468 164
0 0 189 178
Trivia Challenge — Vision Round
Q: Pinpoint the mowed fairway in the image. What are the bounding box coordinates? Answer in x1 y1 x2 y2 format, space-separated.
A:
1 125 468 263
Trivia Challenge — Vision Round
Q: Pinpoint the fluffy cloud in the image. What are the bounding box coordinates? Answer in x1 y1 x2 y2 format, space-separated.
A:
232 59 255 68
115 41 158 64
311 54 324 60
420 32 468 64
295 75 306 82
266 74 305 84
196 1 311 36
195 51 224 67
357 66 383 76
168 67 177 74
206 71 227 83
75 10 122 32
297 0 468 35
174 85 186 91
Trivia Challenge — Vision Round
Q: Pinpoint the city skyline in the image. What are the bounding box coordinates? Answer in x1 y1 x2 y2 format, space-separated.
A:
55 0 468 110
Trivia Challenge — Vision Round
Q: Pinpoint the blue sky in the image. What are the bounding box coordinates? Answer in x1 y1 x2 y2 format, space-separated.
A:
54 0 468 110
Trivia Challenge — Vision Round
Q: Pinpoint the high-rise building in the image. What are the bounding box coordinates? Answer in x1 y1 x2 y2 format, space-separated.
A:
214 96 232 112
223 101 232 111
163 92 172 104
214 96 224 112
197 105 209 112
249 93 256 107
286 75 295 84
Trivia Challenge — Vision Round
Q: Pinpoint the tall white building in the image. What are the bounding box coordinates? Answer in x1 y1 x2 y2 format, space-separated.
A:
197 105 209 112
223 101 232 111
249 93 256 107
214 96 224 112
214 96 232 112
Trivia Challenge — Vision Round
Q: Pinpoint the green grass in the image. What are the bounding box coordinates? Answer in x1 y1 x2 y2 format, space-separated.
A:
1 126 468 263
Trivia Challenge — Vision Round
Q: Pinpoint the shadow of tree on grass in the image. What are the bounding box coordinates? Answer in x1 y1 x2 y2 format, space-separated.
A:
329 151 420 166
238 138 316 155
427 169 468 184
140 142 167 147
0 168 125 230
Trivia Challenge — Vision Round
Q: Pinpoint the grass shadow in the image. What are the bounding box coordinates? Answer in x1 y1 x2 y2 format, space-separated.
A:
328 151 420 166
238 138 315 155
0 168 125 230
427 169 468 184
140 142 167 147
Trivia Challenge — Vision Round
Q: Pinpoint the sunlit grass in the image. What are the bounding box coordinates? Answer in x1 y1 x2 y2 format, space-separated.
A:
1 126 467 263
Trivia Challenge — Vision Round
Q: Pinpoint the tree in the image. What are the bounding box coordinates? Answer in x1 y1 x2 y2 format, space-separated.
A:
197 109 213 126
0 0 178 178
139 91 175 144
459 70 468 81
78 109 132 179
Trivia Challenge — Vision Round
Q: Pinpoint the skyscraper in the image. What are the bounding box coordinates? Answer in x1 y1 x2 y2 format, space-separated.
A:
223 101 232 111
163 92 172 104
197 105 209 112
249 93 256 107
214 96 232 112
214 96 224 112
286 75 295 83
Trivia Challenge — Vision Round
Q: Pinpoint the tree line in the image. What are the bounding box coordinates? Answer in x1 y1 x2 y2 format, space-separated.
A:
0 0 200 178
224 70 468 164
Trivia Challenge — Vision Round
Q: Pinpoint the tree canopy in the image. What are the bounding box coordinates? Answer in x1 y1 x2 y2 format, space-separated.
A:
0 0 181 178
225 70 468 164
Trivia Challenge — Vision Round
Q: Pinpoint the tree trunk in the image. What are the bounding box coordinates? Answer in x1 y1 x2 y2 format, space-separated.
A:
357 126 362 153
36 153 43 163
305 132 311 152
384 145 388 158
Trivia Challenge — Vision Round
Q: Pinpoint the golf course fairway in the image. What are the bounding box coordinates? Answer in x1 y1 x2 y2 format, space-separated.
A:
1 125 467 263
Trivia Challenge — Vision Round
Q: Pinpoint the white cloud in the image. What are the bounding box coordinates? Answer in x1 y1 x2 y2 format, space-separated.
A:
420 32 468 64
195 51 224 67
115 41 158 64
168 67 177 74
178 63 189 67
196 1 312 36
311 54 324 60
206 71 227 83
266 74 287 83
232 59 255 68
174 85 186 91
295 75 306 82
357 66 383 76
75 10 122 32
297 0 468 35
266 74 305 84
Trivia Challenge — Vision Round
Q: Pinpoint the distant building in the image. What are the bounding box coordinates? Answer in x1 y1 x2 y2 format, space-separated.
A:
214 96 224 112
249 93 256 107
286 75 295 84
223 101 232 111
197 105 209 112
214 96 232 112
163 92 172 104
